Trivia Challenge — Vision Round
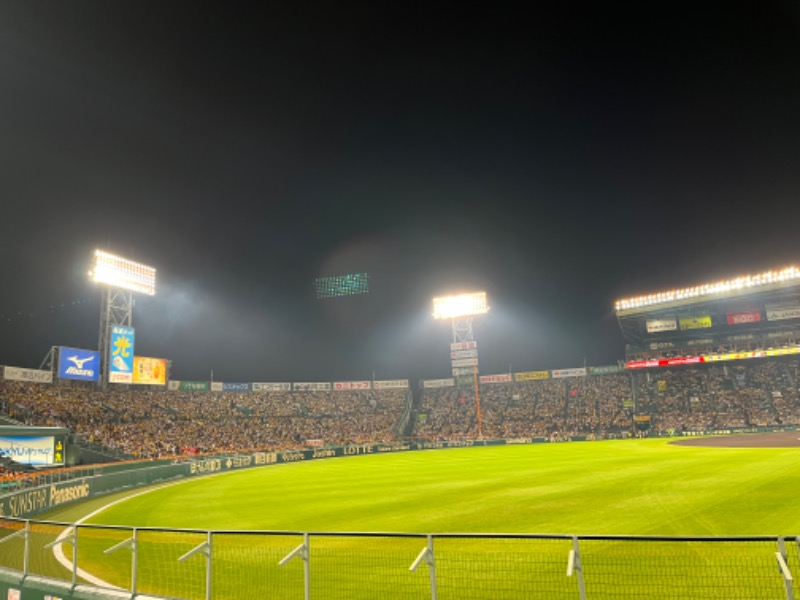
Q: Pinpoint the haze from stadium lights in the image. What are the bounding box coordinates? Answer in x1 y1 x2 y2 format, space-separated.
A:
432 292 489 319
88 249 157 296
614 266 800 312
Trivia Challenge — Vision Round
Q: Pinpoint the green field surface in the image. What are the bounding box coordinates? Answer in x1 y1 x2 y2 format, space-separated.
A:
19 439 800 599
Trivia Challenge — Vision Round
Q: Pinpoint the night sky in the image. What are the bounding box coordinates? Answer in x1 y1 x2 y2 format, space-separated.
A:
1 3 799 382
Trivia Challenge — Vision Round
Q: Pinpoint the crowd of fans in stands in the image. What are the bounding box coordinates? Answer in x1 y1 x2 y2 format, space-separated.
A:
2 357 800 485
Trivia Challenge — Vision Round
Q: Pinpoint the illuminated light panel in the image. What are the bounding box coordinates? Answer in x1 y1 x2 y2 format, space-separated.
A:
433 292 489 319
89 250 156 296
315 273 369 299
615 266 800 312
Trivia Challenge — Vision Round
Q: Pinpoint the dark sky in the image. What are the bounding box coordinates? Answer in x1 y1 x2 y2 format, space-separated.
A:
1 2 799 382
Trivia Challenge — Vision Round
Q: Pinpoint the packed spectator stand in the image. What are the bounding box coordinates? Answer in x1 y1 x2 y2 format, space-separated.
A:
2 356 800 487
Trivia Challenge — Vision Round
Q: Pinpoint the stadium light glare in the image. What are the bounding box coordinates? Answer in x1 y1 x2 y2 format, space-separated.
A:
89 249 156 296
614 266 800 311
432 292 489 319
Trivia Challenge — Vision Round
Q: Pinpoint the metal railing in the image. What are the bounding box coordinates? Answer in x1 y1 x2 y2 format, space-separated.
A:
1 517 799 599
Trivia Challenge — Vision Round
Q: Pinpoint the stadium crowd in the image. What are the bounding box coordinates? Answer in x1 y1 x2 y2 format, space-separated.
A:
1 357 800 477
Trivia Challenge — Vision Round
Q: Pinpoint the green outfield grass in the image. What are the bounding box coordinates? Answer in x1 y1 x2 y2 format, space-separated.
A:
24 438 800 599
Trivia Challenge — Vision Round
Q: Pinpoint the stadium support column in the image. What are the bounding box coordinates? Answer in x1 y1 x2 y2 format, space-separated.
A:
98 287 133 389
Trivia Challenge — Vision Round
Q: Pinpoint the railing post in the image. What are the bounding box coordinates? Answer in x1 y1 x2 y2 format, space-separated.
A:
177 530 213 600
776 537 795 600
566 536 587 600
0 520 31 579
279 532 310 600
409 534 437 600
45 527 78 589
103 527 139 596
22 520 30 578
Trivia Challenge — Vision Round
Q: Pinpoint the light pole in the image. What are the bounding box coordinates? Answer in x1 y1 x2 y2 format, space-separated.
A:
432 291 489 438
89 250 156 388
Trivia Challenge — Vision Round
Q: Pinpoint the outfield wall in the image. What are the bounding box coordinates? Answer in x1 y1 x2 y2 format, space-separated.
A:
3 426 797 520
0 439 566 519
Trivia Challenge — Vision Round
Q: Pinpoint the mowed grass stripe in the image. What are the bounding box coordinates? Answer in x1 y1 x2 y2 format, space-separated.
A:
67 439 800 536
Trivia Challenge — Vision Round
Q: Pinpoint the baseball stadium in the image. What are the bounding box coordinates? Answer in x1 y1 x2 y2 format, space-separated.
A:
3 257 800 599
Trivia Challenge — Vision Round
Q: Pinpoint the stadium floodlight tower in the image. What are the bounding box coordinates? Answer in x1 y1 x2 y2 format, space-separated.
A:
433 291 489 437
433 291 489 342
89 249 156 388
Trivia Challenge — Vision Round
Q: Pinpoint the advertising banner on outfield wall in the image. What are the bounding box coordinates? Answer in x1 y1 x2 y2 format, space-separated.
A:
552 367 587 378
293 382 331 391
58 347 99 382
211 382 223 391
646 318 677 333
252 382 292 391
333 381 371 390
422 378 455 388
679 315 712 330
479 373 513 384
109 325 135 383
132 356 166 385
514 371 549 381
373 379 409 389
2 366 53 383
766 304 800 321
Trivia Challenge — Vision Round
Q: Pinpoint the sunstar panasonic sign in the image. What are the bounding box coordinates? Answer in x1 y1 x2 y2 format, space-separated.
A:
58 347 99 381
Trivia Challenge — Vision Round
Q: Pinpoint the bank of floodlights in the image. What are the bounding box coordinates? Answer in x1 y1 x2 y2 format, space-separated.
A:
89 249 156 296
615 266 800 312
432 291 489 320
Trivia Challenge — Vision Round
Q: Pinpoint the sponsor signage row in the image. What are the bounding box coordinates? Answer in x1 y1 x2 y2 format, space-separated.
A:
167 380 412 392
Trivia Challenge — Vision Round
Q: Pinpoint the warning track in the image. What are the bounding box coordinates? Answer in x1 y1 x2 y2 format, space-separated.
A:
669 430 800 448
